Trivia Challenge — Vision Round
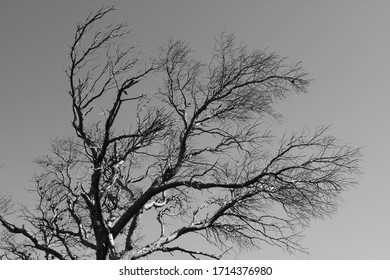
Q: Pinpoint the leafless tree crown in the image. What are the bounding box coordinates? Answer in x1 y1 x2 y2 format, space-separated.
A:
0 6 361 260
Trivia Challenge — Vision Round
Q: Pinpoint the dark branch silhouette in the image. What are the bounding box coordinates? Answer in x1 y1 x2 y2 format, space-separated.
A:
0 6 362 260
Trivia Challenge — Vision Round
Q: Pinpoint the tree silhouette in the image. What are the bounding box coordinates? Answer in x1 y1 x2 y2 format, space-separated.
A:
0 6 361 260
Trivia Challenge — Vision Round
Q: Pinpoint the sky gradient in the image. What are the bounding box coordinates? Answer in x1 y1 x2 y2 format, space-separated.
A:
0 0 389 259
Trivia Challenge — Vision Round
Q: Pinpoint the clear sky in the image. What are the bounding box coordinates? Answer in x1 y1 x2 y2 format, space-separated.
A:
0 0 389 259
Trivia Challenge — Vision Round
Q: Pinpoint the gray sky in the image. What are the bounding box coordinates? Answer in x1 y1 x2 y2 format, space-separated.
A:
0 0 389 259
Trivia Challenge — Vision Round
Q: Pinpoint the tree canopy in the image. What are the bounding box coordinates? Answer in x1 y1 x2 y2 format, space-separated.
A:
0 6 361 260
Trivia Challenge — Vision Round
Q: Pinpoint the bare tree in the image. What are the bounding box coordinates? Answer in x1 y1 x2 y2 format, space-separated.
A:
0 6 361 260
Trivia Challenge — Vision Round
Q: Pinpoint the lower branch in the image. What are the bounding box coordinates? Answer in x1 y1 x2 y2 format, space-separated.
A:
157 246 220 259
0 218 64 260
